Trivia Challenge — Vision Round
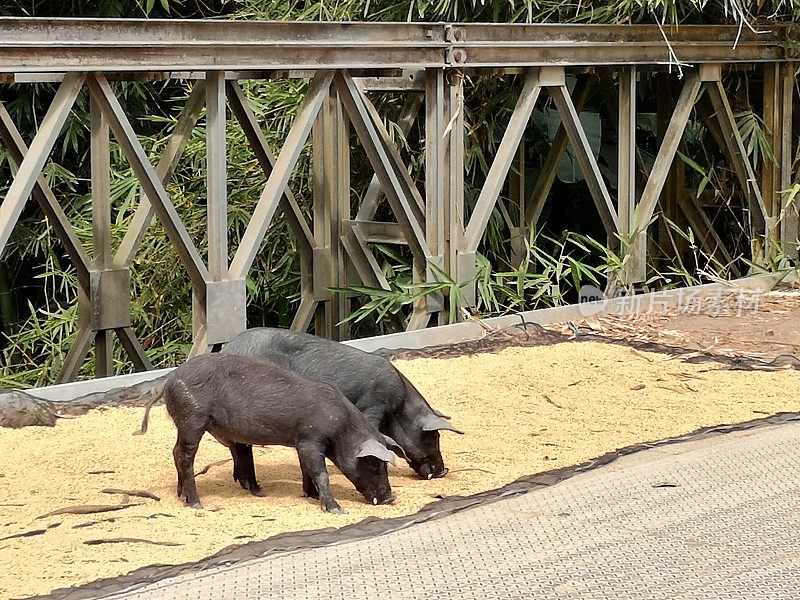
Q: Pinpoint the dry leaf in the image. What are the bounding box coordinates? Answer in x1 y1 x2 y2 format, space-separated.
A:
101 489 161 502
83 538 181 547
37 504 141 520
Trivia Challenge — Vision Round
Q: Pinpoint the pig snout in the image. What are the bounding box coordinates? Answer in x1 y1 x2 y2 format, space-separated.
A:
412 458 448 480
348 453 395 507
371 491 396 505
364 486 395 506
418 465 448 480
402 428 452 480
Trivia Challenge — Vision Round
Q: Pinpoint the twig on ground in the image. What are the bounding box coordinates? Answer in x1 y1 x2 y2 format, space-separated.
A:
195 459 231 477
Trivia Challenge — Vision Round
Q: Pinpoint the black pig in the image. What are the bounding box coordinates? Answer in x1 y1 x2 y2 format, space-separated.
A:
137 354 402 513
221 328 463 480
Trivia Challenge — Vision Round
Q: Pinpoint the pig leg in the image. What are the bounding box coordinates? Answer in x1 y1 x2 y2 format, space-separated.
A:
207 430 263 496
296 442 342 514
227 443 248 490
208 431 246 489
230 445 246 488
173 430 204 509
230 444 249 489
234 444 266 497
207 436 265 497
302 472 319 499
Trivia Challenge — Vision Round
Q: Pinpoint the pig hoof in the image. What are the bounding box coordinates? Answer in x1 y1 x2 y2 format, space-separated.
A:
188 501 203 510
322 502 344 514
250 487 267 498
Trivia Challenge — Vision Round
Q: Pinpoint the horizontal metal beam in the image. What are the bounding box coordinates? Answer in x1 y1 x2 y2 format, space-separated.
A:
0 69 417 84
0 18 447 71
344 220 408 245
452 24 790 66
0 19 790 72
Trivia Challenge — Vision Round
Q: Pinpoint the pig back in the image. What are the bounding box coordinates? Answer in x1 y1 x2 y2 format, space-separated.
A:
222 328 402 405
163 354 357 448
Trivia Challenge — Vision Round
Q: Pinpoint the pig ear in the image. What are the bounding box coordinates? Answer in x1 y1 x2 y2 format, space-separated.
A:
357 438 396 465
432 408 451 420
421 414 464 435
381 434 407 460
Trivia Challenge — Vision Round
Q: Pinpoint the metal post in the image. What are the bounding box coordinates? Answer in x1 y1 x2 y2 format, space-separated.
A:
334 91 352 338
618 66 646 285
312 97 331 338
206 71 228 282
766 61 797 260
425 68 447 324
192 70 229 354
192 70 248 355
779 62 797 259
447 70 468 313
90 94 114 377
312 85 350 339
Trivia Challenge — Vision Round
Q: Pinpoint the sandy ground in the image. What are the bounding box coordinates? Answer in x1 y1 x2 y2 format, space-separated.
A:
1 340 799 599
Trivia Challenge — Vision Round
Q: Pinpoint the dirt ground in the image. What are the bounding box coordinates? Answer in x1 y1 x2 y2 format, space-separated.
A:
2 339 800 599
546 285 800 363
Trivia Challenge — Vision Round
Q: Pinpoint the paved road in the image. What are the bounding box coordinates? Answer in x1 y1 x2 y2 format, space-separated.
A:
101 421 800 599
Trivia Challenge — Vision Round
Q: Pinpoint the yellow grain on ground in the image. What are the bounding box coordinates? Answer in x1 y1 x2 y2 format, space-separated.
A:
1 341 799 599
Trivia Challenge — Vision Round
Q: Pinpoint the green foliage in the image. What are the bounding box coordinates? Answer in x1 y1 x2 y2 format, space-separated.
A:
735 110 775 170
333 263 468 327
337 230 608 325
0 0 230 18
488 231 603 311
334 213 768 329
677 151 713 198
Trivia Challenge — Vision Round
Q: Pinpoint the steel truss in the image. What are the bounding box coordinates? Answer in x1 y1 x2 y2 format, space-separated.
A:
0 19 796 381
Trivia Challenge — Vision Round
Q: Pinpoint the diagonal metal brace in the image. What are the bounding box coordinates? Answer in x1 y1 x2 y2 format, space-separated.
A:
334 70 429 261
463 67 541 253
0 73 84 260
632 71 704 235
226 80 316 257
229 70 333 280
113 81 207 269
87 73 210 293
0 97 91 292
